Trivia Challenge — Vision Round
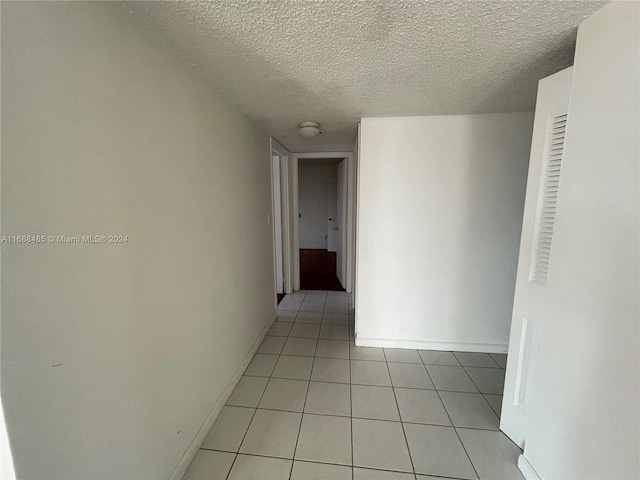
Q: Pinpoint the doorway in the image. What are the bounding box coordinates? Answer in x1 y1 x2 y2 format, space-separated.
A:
297 159 345 290
270 138 292 304
292 152 354 293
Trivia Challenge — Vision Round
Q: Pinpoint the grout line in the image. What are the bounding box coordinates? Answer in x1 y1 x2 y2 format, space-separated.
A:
382 349 417 476
225 357 275 480
287 328 317 480
423 364 481 480
243 373 504 396
219 404 502 432
349 322 354 480
251 305 505 479
204 448 422 476
460 365 492 395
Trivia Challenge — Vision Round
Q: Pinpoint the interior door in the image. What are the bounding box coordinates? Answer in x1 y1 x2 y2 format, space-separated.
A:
501 67 573 448
327 174 338 252
336 159 347 287
271 155 284 294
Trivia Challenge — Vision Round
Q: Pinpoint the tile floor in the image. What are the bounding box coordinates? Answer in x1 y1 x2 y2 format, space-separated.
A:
183 291 523 480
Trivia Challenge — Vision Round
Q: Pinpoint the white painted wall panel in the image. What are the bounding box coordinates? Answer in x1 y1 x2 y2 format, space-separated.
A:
1 3 274 478
356 113 533 352
523 3 640 478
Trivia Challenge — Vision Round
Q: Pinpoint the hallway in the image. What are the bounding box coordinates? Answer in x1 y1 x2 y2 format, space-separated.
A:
183 292 521 480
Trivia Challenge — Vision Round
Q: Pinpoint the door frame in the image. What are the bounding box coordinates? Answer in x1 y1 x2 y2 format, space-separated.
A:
270 138 293 295
291 152 355 293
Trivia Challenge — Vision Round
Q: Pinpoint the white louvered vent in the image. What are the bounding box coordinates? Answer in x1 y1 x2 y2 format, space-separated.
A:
531 114 567 284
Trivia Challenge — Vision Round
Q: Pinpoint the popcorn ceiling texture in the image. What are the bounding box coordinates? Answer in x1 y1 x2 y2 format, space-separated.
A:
127 1 605 152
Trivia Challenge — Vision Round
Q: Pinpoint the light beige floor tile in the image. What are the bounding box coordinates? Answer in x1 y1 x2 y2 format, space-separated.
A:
322 313 349 325
279 297 303 310
439 391 499 430
325 295 349 304
315 339 350 359
286 293 306 301
319 325 349 340
388 362 434 389
291 461 352 480
484 394 503 418
296 312 323 324
245 354 278 377
457 428 524 480
201 406 254 452
384 348 422 363
276 309 298 319
300 302 325 313
489 354 507 369
453 352 501 368
269 322 293 337
290 323 321 339
419 350 460 366
404 423 476 479
227 454 292 480
239 409 301 458
352 418 413 472
259 378 309 412
258 336 286 354
395 388 450 426
305 381 351 416
324 303 348 313
465 367 505 394
227 376 269 408
272 355 314 380
305 292 327 300
354 467 416 479
311 357 351 383
351 345 386 361
416 476 465 480
282 337 317 356
295 414 352 465
351 360 392 386
351 385 400 421
426 365 478 393
183 450 235 480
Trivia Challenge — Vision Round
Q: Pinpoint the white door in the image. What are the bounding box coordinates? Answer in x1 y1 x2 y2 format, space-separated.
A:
336 160 347 287
271 155 284 294
327 174 338 252
501 67 573 448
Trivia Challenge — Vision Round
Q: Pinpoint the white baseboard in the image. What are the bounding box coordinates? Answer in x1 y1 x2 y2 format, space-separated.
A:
168 311 277 480
517 454 541 480
355 335 508 354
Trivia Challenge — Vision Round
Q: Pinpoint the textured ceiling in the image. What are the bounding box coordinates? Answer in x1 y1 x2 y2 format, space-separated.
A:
126 1 605 152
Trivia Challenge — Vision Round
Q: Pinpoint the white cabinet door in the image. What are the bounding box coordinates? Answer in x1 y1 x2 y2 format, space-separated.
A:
501 67 573 448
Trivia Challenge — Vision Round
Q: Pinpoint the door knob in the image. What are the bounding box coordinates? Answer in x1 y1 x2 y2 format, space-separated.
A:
329 218 335 221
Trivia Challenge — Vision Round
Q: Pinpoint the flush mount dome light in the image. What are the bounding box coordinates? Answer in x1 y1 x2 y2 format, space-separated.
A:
299 121 321 137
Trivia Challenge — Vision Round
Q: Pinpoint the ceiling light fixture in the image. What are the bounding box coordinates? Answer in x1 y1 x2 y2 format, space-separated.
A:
299 121 321 137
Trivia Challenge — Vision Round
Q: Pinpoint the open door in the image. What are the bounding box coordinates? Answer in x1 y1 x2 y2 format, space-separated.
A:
501 67 573 448
271 154 284 294
271 138 292 295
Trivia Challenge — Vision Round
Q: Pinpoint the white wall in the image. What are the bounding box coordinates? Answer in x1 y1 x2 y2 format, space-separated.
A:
357 113 533 352
298 163 336 249
522 3 639 478
1 3 275 479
